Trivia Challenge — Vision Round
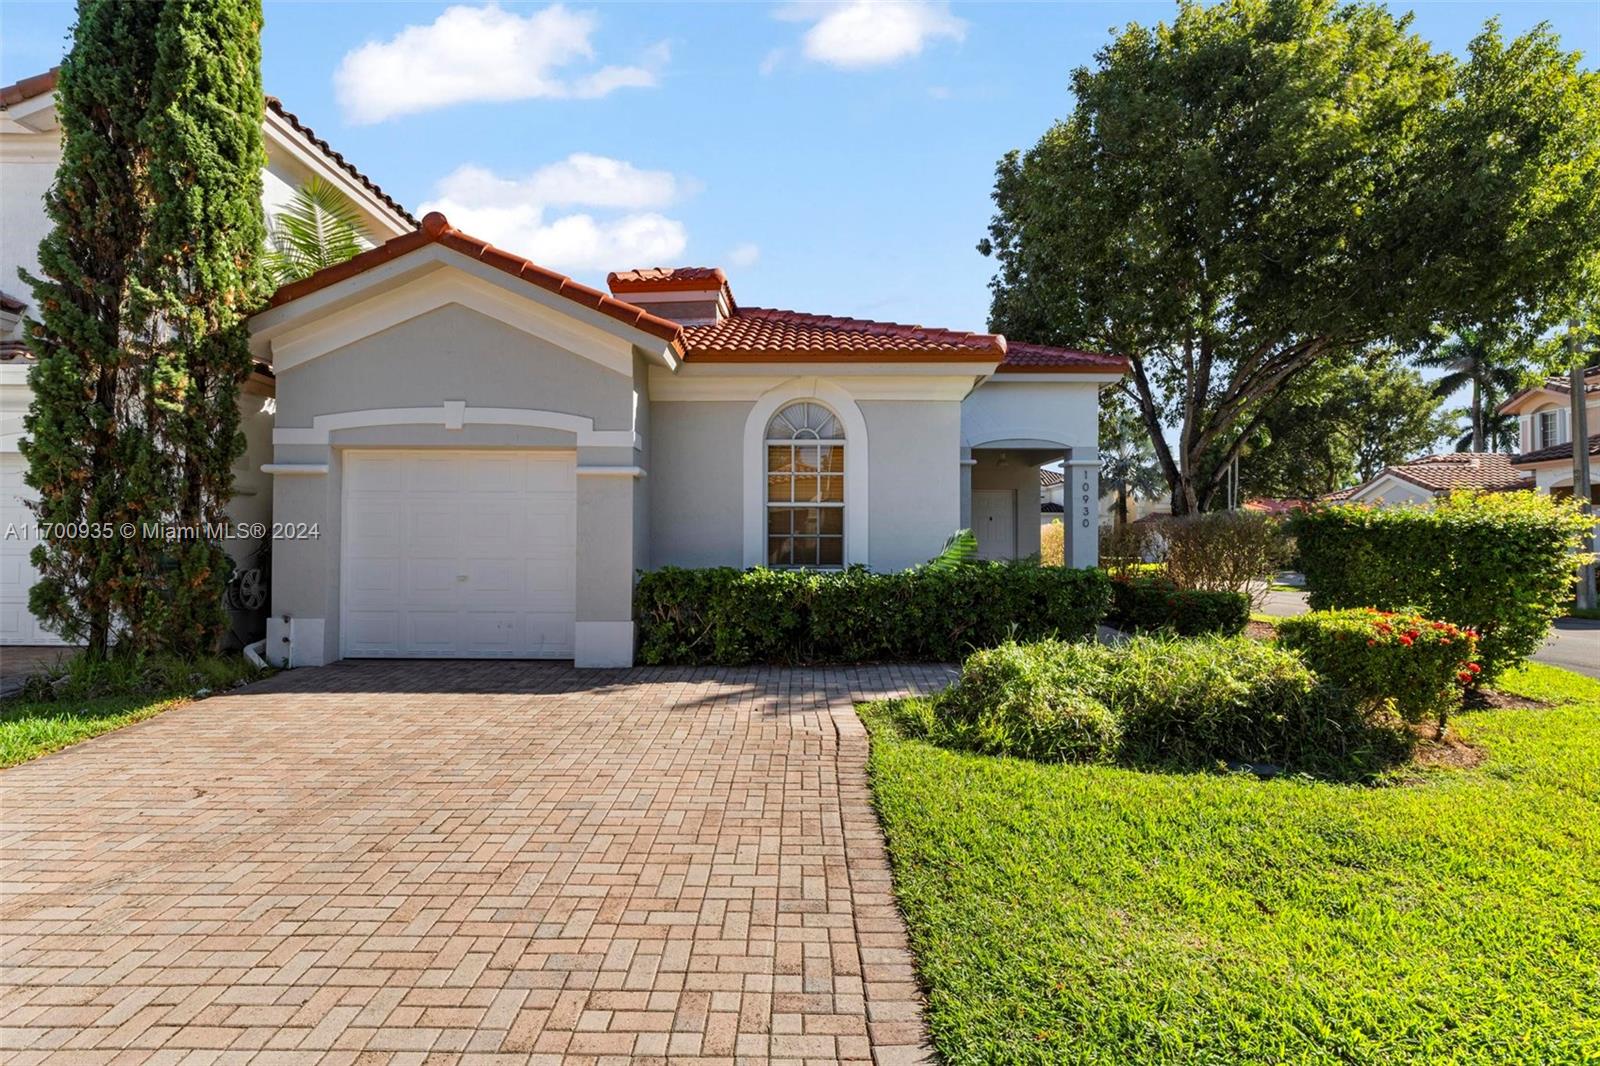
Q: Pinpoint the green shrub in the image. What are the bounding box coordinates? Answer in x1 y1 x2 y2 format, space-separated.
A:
17 652 264 703
920 636 1411 775
1107 574 1249 635
930 641 1121 762
1277 608 1480 730
1107 635 1351 769
1291 491 1595 679
1159 510 1288 606
635 563 1112 666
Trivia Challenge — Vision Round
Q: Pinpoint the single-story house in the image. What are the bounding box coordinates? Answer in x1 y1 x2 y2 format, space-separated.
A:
3 67 1130 667
251 216 1127 666
1321 452 1533 505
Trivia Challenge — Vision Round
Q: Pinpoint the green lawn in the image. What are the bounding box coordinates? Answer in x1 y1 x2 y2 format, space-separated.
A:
862 662 1600 1065
1 654 265 768
0 692 185 767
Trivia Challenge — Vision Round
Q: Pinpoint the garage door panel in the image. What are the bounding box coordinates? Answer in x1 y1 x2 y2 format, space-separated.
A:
341 449 576 660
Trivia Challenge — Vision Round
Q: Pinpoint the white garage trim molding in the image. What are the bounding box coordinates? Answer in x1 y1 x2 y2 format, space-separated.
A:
273 402 639 449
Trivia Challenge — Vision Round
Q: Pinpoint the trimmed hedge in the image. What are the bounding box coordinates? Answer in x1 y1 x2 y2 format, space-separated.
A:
1291 491 1595 679
912 636 1409 776
1277 608 1479 729
1106 574 1248 636
635 563 1112 666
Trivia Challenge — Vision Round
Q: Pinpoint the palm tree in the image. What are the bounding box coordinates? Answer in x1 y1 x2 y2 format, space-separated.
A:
264 177 365 287
1413 327 1525 452
1100 402 1167 527
1449 403 1519 453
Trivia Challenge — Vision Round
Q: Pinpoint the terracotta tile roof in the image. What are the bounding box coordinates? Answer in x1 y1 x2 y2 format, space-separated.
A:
0 68 57 108
1355 453 1532 495
1 340 33 362
1242 497 1310 515
1039 468 1064 488
0 70 413 227
609 267 728 292
266 212 685 352
1321 485 1360 502
1499 367 1600 413
0 290 25 314
997 341 1131 374
1513 431 1600 467
264 97 415 227
681 307 1006 363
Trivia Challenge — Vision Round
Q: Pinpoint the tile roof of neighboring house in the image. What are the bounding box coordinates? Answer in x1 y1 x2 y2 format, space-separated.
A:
1512 431 1600 467
264 97 415 227
1242 497 1310 515
0 290 25 314
997 340 1131 374
680 307 1007 363
0 68 57 108
1343 452 1533 496
0 70 415 227
0 340 30 361
1321 485 1360 502
1039 468 1064 488
267 212 685 352
1041 501 1064 513
1498 366 1600 413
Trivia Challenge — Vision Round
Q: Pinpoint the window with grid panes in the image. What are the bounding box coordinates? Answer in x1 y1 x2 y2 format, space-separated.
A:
765 401 845 567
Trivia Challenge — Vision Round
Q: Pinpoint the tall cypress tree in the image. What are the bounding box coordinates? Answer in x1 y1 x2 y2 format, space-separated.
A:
132 0 268 655
19 1 162 658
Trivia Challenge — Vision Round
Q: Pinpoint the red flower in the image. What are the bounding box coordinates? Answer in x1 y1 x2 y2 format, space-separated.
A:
1458 671 1474 683
1467 662 1481 674
1399 634 1414 646
1367 639 1376 646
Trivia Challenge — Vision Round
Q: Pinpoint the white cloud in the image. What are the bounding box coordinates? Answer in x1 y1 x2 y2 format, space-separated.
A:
777 1 966 69
418 157 691 272
335 4 665 124
726 242 761 268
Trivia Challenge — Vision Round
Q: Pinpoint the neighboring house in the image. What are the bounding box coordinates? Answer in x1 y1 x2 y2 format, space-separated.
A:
1499 367 1600 503
0 69 414 645
1 70 1127 666
1040 466 1165 526
1321 453 1532 505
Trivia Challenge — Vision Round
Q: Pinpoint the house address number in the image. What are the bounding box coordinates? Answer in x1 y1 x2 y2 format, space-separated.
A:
1080 471 1092 529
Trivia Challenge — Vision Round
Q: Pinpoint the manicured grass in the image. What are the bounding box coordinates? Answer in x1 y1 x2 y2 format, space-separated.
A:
862 662 1600 1064
0 693 185 768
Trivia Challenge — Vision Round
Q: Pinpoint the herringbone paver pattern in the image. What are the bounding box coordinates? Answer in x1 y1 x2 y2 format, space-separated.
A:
0 661 953 1065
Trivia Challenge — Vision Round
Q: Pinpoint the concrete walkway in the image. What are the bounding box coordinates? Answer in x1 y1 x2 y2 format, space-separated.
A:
0 660 954 1063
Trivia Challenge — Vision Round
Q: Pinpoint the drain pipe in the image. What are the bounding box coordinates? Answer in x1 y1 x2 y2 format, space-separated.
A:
243 639 269 670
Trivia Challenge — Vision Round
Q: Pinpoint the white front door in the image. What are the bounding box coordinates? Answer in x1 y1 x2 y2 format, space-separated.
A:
972 489 1016 561
0 453 69 645
340 449 577 659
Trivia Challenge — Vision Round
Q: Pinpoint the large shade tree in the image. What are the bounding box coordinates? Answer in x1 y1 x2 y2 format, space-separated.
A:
980 0 1600 513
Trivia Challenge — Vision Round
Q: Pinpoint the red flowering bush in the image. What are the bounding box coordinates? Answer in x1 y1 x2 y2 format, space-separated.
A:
1277 608 1481 730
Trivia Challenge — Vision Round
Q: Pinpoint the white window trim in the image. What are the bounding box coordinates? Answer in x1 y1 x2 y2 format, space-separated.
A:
743 379 869 568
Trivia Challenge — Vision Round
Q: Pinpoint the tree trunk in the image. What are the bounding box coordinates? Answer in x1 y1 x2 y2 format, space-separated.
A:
1471 378 1484 452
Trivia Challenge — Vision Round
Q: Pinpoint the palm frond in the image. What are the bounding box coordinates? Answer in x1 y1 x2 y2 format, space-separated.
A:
924 529 979 571
267 177 366 286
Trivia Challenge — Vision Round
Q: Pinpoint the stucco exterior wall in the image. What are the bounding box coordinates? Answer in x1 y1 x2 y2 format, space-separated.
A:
860 400 961 570
265 303 640 666
963 378 1099 450
648 401 748 567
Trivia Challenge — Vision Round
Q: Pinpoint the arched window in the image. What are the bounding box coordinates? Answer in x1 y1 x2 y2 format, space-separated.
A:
766 401 845 567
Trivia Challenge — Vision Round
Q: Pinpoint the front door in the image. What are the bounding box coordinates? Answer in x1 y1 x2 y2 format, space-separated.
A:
972 489 1016 561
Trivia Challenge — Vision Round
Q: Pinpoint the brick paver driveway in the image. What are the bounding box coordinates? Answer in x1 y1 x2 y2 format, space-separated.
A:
1 661 953 1064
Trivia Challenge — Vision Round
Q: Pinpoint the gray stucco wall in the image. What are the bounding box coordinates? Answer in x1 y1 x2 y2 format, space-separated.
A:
648 400 747 568
274 304 633 430
266 304 640 666
972 454 1044 561
861 400 961 571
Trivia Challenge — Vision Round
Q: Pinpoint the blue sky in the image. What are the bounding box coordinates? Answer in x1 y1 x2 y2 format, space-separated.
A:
2 1 1595 336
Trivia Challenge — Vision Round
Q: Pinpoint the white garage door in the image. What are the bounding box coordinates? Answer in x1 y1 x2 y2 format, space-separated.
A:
1 453 69 646
341 450 577 659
